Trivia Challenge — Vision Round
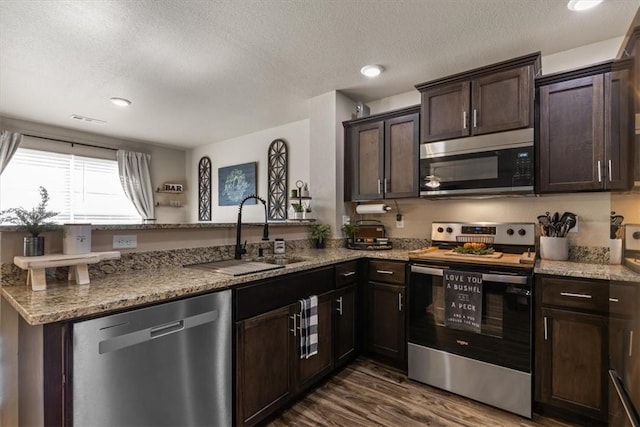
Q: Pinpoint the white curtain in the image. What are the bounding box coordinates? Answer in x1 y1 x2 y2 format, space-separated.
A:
0 131 23 174
116 150 155 221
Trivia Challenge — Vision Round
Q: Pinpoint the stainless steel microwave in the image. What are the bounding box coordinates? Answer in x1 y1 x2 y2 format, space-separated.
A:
419 128 534 197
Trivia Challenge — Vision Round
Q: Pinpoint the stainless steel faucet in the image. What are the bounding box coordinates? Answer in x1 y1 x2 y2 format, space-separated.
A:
235 195 269 260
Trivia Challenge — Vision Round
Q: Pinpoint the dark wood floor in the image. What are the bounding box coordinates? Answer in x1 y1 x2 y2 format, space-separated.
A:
268 358 576 427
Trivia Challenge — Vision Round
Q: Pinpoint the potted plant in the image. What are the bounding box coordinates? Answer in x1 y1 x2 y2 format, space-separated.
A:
342 223 358 248
0 186 60 256
310 223 331 249
290 202 304 220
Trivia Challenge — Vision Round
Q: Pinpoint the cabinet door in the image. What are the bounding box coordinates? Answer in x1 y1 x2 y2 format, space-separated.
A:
368 282 406 363
349 121 384 200
471 66 532 135
334 284 357 367
537 307 608 422
292 292 334 393
609 317 637 425
420 81 470 142
605 69 632 190
236 306 292 426
384 113 419 198
538 75 605 192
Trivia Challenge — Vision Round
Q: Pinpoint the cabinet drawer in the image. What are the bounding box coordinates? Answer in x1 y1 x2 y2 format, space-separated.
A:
369 260 406 285
540 276 608 313
609 282 638 317
335 261 359 287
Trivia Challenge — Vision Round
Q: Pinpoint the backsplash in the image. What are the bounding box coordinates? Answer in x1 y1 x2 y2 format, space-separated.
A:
0 238 609 287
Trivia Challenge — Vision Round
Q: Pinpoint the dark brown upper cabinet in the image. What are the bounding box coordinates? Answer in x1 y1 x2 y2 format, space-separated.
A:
536 60 633 193
344 105 420 201
416 52 540 143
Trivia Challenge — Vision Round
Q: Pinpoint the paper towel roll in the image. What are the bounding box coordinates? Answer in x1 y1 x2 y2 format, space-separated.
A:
355 204 390 214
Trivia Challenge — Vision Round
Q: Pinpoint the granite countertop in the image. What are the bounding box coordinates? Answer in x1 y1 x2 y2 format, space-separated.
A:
534 259 640 282
5 247 640 326
2 248 410 326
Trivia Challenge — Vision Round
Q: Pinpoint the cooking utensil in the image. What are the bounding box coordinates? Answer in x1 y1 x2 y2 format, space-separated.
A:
610 212 624 239
537 215 550 236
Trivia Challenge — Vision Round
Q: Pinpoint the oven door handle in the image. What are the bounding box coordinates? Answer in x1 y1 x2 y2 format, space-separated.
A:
411 265 529 285
411 265 445 276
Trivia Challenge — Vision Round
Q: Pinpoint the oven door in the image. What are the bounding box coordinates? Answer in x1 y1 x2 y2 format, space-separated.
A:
419 144 533 196
409 264 532 372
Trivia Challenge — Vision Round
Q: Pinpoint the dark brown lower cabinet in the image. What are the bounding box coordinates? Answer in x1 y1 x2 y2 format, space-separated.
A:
334 284 357 367
535 275 611 424
235 291 333 426
368 282 406 364
536 307 608 421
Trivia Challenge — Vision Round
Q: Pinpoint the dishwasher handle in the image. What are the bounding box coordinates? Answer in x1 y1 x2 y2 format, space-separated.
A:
150 320 184 339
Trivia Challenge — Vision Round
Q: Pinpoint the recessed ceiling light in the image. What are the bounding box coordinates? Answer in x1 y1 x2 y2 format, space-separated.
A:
567 0 603 11
110 97 131 107
360 64 384 78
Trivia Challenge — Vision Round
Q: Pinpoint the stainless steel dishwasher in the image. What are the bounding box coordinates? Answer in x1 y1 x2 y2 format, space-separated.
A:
72 290 231 426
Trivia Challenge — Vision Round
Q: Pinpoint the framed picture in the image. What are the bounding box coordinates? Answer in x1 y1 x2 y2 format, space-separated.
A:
218 162 257 206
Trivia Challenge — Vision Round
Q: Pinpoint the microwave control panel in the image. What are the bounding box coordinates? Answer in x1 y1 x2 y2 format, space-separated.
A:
513 150 533 185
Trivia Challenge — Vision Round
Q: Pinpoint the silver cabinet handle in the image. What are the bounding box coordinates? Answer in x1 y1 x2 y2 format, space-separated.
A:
336 297 343 316
608 159 612 182
376 270 394 275
384 178 388 193
463 111 467 129
289 314 300 336
377 179 382 195
398 293 403 311
597 160 602 182
473 109 478 128
630 331 634 358
560 292 592 299
456 339 469 346
341 271 356 277
610 297 619 303
544 316 548 340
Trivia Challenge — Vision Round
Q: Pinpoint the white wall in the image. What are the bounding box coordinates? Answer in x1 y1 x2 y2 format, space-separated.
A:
188 119 310 223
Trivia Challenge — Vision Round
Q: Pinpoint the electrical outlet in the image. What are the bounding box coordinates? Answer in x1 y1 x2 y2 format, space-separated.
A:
342 215 350 225
113 235 137 249
569 216 579 233
396 218 405 229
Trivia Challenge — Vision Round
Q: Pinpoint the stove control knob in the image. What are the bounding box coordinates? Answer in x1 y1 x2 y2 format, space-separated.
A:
437 227 444 233
518 229 526 236
633 231 640 240
446 227 453 233
506 228 514 236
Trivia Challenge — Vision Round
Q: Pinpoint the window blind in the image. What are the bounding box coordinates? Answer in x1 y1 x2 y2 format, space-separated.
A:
0 148 141 224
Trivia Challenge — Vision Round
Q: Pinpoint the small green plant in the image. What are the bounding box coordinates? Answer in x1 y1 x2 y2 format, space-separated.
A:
0 186 60 236
310 223 331 245
341 223 358 238
292 203 303 213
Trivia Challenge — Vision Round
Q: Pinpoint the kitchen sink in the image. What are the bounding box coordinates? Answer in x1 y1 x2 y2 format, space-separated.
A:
256 256 308 266
186 259 285 276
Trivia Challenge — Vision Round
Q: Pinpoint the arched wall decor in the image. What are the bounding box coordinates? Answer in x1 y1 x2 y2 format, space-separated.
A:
267 139 288 220
198 156 212 221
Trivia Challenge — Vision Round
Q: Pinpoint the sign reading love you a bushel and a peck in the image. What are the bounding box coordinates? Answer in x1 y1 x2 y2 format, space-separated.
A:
444 270 483 333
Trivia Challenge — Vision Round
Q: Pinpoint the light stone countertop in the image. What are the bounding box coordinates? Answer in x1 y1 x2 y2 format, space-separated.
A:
4 247 640 326
534 259 640 282
2 248 410 326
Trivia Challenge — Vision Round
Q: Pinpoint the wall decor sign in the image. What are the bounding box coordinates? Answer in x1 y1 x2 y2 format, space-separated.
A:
198 156 212 221
267 139 288 220
163 183 184 192
218 162 256 206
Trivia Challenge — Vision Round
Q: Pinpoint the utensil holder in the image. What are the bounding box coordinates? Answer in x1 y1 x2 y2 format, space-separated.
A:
540 236 569 261
610 239 622 264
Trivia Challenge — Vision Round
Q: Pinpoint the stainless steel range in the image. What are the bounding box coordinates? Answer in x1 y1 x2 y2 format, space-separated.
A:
408 222 536 418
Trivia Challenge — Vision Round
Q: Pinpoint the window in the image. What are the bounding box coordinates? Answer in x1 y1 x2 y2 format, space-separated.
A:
0 148 141 224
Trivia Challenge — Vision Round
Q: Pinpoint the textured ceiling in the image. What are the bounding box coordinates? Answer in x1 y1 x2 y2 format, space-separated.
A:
0 0 638 148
